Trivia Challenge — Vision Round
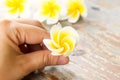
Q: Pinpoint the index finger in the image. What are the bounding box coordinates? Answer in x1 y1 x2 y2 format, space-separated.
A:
11 21 50 45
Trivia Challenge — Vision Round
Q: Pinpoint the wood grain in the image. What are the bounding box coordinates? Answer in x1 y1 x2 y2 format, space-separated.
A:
23 0 120 80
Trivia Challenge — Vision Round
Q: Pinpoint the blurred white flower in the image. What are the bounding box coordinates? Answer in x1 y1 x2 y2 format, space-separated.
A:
0 0 88 23
43 23 79 56
34 0 63 24
0 0 31 18
66 0 87 23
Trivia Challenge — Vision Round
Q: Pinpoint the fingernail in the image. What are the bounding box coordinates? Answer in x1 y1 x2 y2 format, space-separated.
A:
57 56 69 65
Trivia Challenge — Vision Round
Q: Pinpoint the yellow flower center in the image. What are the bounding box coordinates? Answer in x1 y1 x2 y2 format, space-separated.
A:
5 0 26 14
67 0 86 18
50 26 76 54
40 0 60 18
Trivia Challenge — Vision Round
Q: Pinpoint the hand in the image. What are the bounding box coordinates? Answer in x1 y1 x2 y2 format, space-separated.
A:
0 19 69 80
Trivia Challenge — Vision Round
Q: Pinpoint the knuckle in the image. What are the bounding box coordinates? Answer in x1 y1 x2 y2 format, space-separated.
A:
0 19 15 30
34 20 41 25
34 20 43 28
0 19 13 34
0 19 22 44
42 29 49 35
42 51 50 66
43 53 48 66
43 52 57 66
0 19 12 26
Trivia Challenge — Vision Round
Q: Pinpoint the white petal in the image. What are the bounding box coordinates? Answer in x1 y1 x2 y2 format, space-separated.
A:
51 47 64 56
43 39 65 56
0 0 5 8
52 42 70 56
81 6 88 18
62 43 71 56
81 11 87 18
46 17 59 24
59 26 79 43
61 36 76 51
80 2 88 18
34 11 48 22
51 23 62 30
46 11 59 24
50 23 62 38
60 6 67 16
20 6 31 18
43 39 63 52
51 47 64 55
50 23 62 44
59 15 68 21
43 39 53 51
58 1 68 20
5 13 19 19
61 36 76 56
68 12 80 23
64 51 71 57
51 40 60 48
51 23 62 33
59 8 68 21
2 6 19 18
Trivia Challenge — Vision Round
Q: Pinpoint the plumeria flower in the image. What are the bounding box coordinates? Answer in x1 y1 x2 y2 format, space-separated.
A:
43 23 79 56
0 0 30 18
66 0 87 23
34 0 64 24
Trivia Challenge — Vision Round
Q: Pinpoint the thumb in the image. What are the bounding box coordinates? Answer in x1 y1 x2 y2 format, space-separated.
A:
19 50 69 73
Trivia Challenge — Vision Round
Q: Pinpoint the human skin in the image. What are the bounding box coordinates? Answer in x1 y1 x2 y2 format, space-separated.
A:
0 19 69 80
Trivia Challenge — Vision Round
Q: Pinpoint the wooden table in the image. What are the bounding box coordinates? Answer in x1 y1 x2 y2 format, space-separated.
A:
23 0 120 80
